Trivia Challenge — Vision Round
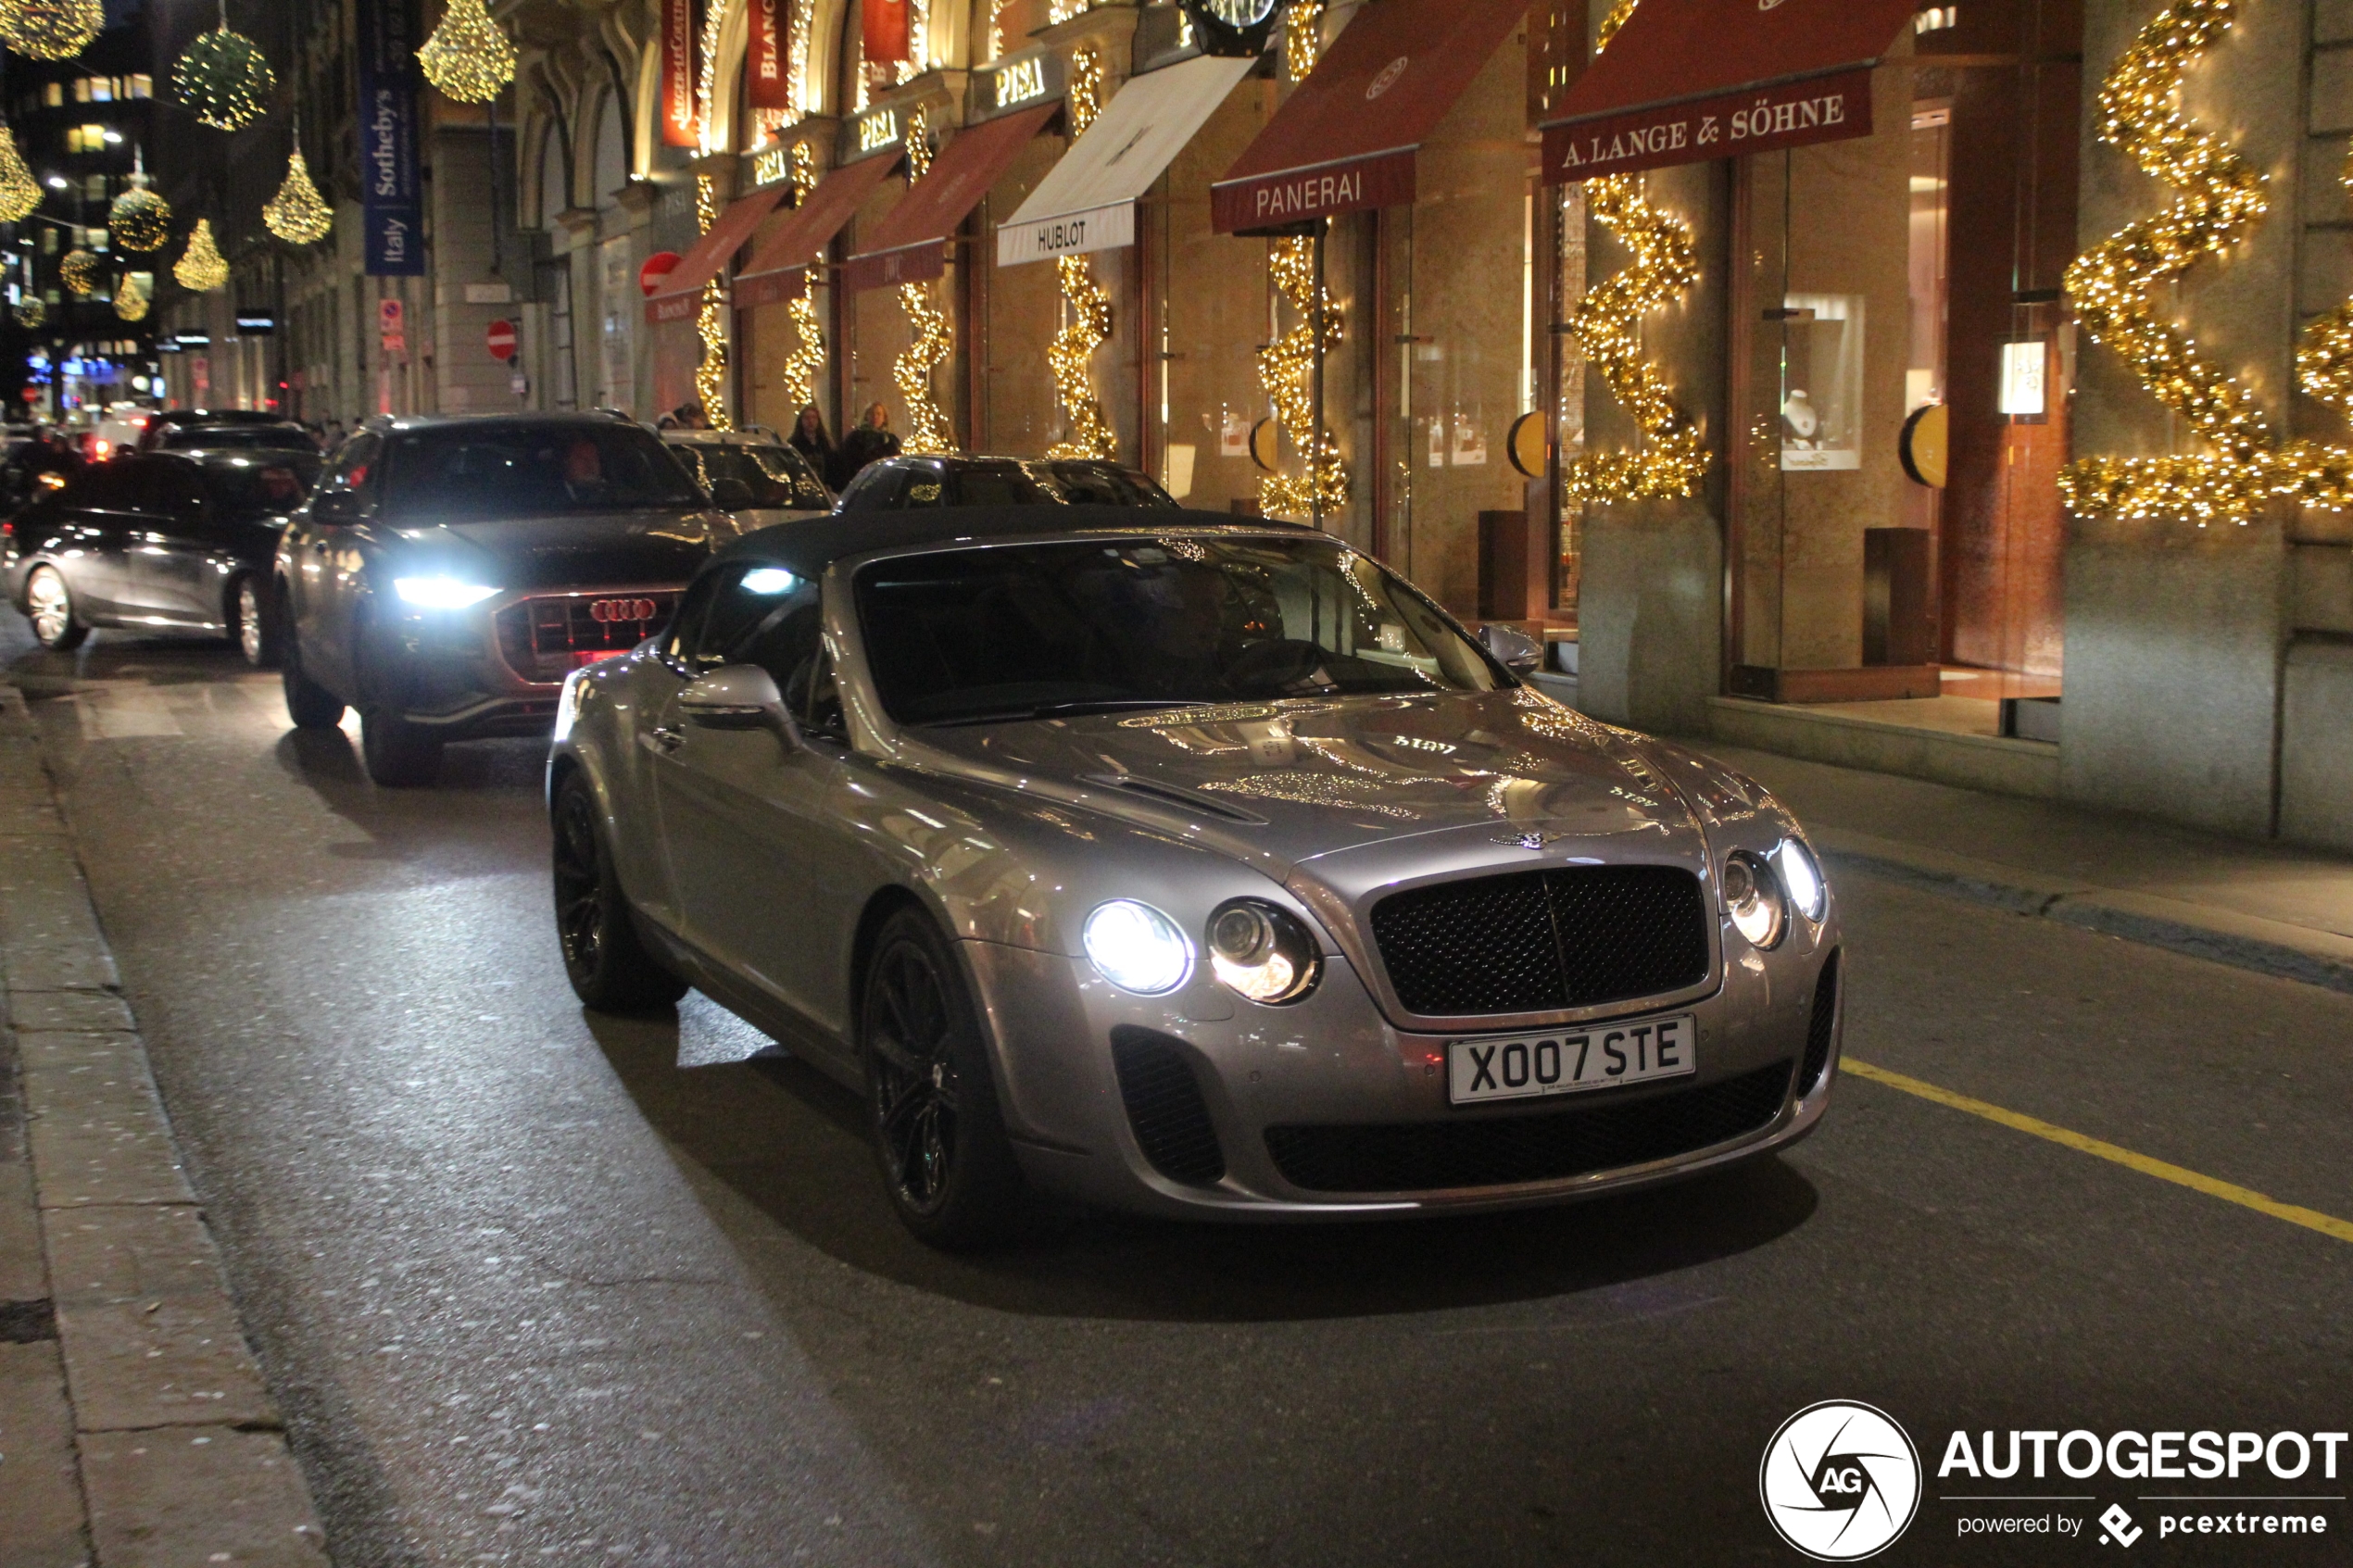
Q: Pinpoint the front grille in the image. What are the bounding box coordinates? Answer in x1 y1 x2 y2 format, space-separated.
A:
1369 866 1711 1016
1264 1060 1793 1194
1800 949 1841 1096
1109 1027 1225 1186
496 591 677 684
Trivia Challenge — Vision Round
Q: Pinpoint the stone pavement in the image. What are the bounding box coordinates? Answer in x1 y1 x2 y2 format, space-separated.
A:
1707 742 2353 996
0 683 329 1568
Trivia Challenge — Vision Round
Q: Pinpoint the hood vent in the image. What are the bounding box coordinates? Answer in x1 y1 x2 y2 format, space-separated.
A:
1082 773 1269 825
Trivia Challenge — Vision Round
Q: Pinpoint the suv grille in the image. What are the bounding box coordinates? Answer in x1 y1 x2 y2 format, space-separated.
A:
1368 866 1711 1016
1264 1060 1793 1194
497 592 677 684
1109 1027 1226 1186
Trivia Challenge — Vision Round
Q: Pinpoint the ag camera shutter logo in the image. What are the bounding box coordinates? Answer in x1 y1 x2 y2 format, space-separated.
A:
1760 1401 1922 1561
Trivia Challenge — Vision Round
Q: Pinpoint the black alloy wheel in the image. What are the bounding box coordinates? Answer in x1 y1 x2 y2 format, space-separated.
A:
233 575 282 668
860 909 1027 1248
25 564 88 650
281 641 346 730
551 769 686 1012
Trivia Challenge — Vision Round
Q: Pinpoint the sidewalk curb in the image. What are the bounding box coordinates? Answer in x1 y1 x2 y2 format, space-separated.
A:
1817 829 2353 998
0 682 332 1566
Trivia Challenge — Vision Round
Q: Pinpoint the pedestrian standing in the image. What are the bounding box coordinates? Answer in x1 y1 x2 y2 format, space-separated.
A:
837 402 900 484
788 403 837 488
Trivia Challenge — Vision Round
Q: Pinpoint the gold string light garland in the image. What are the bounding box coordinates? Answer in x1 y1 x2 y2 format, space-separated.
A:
0 124 41 222
175 219 230 291
780 142 827 414
1256 0 1347 519
14 295 44 328
894 107 958 455
0 0 102 61
173 8 276 132
112 269 148 321
417 0 517 104
1561 0 1707 505
58 246 97 296
1046 45 1116 459
108 159 171 252
264 142 333 244
692 172 734 430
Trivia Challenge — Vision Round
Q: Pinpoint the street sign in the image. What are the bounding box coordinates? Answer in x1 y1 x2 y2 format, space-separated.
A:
638 252 682 296
486 320 518 361
378 298 406 355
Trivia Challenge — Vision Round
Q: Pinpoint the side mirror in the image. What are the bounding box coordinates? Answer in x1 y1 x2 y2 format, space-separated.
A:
679 664 798 739
311 488 359 524
709 476 756 510
1478 622 1544 675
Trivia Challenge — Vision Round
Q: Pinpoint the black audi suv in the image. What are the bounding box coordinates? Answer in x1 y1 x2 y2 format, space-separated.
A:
273 413 742 786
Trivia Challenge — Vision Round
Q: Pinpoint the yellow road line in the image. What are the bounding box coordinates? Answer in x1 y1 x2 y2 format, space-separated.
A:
1842 1057 2353 1247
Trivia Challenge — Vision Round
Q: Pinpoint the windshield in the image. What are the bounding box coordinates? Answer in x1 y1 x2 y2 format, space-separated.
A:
676 442 829 509
1038 463 1177 508
204 453 321 519
162 426 312 451
382 422 704 519
856 535 1505 726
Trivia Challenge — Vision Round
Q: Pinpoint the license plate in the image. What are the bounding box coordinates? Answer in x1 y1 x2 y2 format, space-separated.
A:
1447 1013 1696 1106
570 648 628 668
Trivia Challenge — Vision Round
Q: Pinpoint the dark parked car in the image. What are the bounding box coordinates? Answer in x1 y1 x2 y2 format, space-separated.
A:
4 447 321 659
659 427 834 524
834 454 1178 511
136 408 313 453
274 413 743 787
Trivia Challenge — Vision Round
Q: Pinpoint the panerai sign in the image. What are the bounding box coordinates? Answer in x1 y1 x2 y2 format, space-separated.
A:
1542 66 1874 183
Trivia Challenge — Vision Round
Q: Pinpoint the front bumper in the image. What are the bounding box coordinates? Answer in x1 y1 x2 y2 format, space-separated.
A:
364 583 679 739
966 922 1841 1220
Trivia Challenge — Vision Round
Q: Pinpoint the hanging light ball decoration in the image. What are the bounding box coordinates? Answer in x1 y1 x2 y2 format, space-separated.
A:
0 0 104 61
59 248 99 296
173 22 277 132
417 0 518 104
0 125 42 223
175 220 231 292
108 179 173 253
113 270 150 322
14 295 46 328
262 146 333 244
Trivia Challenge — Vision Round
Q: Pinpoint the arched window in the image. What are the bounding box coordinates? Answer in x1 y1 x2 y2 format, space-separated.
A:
538 121 570 227
593 88 627 207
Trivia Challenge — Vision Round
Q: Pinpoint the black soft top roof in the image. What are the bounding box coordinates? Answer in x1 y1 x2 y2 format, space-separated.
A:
712 506 1312 580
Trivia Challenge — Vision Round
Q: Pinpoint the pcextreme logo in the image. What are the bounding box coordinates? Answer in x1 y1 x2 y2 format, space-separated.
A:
1760 1401 1923 1561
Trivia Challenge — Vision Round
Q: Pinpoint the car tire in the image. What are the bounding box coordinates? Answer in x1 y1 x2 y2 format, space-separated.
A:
232 575 283 669
24 565 88 650
281 643 346 730
550 769 686 1012
359 709 444 788
859 908 1029 1250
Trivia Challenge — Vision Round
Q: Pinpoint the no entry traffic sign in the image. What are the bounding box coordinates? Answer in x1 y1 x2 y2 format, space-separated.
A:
638 252 681 297
485 320 517 361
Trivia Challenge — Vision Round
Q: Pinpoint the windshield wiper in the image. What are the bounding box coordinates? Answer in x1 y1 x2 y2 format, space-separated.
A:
918 698 1214 728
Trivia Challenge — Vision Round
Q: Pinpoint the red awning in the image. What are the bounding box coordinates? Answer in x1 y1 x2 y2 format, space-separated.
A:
1210 0 1528 236
844 103 1059 292
645 183 791 323
1538 0 1920 184
734 155 902 308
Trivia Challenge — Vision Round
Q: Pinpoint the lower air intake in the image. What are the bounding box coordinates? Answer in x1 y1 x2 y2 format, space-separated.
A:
1800 949 1841 1096
1109 1027 1226 1186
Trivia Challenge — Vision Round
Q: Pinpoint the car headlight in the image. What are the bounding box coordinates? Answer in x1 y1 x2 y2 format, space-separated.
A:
393 575 499 609
1206 898 1321 1005
1721 851 1787 950
1082 899 1192 996
1776 837 1827 922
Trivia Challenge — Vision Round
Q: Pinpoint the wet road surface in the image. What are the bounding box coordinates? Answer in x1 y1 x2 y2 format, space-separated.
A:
6 621 2349 1567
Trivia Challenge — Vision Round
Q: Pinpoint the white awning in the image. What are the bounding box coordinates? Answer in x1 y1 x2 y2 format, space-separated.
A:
996 54 1256 267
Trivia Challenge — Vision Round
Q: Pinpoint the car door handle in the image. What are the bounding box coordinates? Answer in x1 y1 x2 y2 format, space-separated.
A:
649 725 684 755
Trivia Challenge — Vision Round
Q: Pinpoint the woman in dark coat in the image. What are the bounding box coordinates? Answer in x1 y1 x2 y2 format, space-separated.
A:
789 404 837 488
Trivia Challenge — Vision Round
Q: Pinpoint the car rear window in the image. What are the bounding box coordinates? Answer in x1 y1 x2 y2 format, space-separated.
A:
202 453 321 519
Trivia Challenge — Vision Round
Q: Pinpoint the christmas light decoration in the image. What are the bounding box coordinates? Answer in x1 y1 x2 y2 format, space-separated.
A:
780 144 825 414
1256 8 1345 519
893 107 957 454
691 173 733 431
2297 148 2353 422
0 124 40 222
174 11 277 132
1560 0 1707 505
59 247 97 296
1046 46 1116 459
263 143 333 244
788 0 812 120
113 270 148 321
0 0 102 61
14 295 44 328
417 0 516 105
175 220 230 291
1283 0 1324 84
108 160 172 253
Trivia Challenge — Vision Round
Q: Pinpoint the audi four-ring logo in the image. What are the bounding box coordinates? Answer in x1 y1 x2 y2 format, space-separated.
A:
589 598 660 624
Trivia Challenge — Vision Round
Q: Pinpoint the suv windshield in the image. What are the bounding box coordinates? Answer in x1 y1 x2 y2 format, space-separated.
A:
382 422 703 519
202 452 321 519
856 535 1504 726
674 441 829 509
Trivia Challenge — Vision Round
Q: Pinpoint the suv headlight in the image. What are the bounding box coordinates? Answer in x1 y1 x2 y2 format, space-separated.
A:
393 575 499 609
1083 899 1192 995
1206 898 1322 1005
1776 837 1827 922
1721 851 1787 950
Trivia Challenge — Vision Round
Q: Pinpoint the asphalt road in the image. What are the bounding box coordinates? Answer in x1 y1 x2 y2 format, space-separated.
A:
6 620 2350 1568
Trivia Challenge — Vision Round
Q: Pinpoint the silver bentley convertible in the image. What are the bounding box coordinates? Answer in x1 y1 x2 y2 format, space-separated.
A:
546 508 1842 1247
